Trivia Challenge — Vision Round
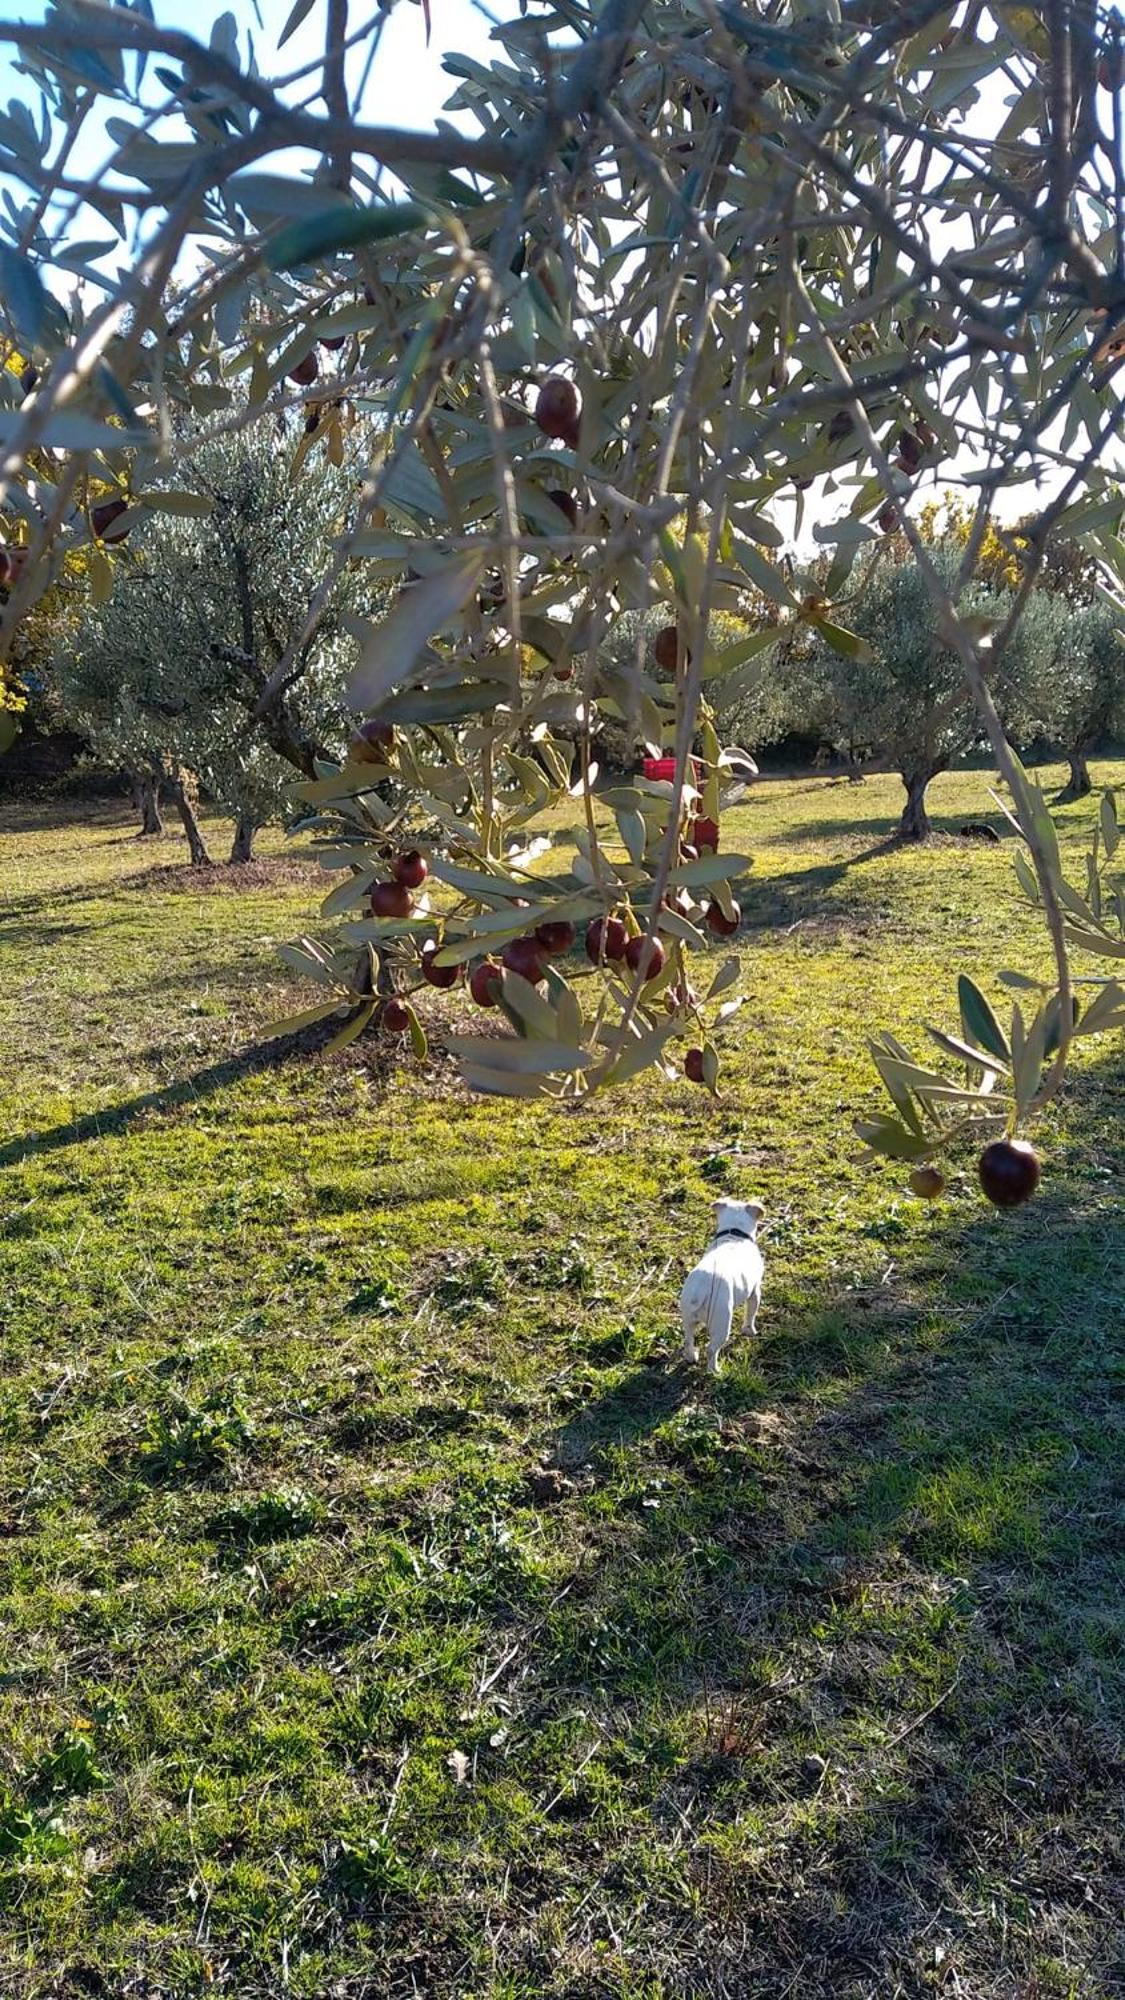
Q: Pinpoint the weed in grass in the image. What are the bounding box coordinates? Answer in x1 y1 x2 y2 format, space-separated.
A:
137 1393 252 1479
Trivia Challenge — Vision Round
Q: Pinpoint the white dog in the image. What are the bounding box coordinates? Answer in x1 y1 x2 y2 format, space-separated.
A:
679 1199 765 1375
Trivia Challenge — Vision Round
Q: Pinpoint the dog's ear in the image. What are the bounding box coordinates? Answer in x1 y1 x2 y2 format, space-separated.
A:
746 1201 766 1228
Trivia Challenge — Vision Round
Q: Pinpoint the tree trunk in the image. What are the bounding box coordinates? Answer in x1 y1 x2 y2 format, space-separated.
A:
166 772 212 866
898 771 934 839
1058 748 1092 801
260 703 335 780
229 812 256 863
130 770 164 836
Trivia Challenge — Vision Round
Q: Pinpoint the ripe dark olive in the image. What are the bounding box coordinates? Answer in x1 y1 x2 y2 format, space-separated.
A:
535 919 575 955
350 718 394 763
535 375 580 443
827 409 854 443
586 916 628 963
288 351 319 386
394 850 428 889
625 934 665 981
321 335 346 351
470 958 502 1008
897 428 923 473
382 997 411 1034
20 365 37 396
664 888 694 919
502 936 547 984
421 944 459 990
304 411 320 436
978 1138 1040 1208
691 815 719 853
705 899 740 938
909 1165 945 1200
91 498 129 542
685 1048 706 1083
654 625 687 672
547 488 578 528
1100 49 1125 90
877 502 899 534
370 880 414 920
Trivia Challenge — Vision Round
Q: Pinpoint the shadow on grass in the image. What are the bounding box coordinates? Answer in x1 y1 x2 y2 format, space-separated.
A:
0 795 135 836
531 1173 1123 1994
733 833 914 931
0 1020 385 1170
770 806 1010 848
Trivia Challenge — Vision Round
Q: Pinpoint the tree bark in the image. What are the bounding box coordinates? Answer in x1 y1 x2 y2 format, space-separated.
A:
139 764 163 828
165 772 212 865
1058 748 1092 801
260 700 334 780
898 770 935 839
229 811 256 863
131 770 164 836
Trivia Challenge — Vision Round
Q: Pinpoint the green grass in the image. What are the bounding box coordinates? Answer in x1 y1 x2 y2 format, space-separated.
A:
1 765 1122 1999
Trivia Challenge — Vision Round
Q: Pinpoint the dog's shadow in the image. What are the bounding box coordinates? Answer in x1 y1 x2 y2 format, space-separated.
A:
551 1356 761 1472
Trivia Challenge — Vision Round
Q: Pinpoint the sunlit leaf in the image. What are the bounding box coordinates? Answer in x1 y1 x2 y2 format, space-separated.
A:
263 999 344 1038
957 975 1010 1061
809 616 875 664
706 956 741 1000
323 1001 377 1054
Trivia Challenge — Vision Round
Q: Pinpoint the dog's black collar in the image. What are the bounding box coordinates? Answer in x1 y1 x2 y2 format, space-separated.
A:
712 1227 755 1242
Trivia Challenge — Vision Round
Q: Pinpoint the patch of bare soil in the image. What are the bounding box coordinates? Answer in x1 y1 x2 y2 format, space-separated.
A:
124 857 321 894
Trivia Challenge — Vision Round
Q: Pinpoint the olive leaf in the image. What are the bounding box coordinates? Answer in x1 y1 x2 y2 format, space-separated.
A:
266 202 428 270
347 554 487 713
957 976 1010 1062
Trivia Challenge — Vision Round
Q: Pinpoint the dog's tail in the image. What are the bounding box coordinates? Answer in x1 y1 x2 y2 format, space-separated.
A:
680 1266 720 1329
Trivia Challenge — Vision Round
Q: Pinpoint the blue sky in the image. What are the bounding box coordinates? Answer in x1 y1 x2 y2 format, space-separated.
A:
0 0 501 176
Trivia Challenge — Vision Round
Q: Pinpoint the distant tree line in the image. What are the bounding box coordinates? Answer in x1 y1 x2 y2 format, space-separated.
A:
13 476 1125 864
719 523 1125 837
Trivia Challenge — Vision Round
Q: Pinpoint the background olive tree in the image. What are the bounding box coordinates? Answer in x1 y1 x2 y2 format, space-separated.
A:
3 0 1125 1172
805 550 1019 840
56 429 377 861
1009 590 1125 800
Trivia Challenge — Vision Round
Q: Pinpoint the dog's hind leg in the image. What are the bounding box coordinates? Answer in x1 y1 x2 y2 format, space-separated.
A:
744 1287 760 1340
706 1307 733 1376
681 1311 698 1365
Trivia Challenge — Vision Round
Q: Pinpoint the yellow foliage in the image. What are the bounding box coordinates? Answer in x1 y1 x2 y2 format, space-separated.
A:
0 667 27 714
919 491 1021 588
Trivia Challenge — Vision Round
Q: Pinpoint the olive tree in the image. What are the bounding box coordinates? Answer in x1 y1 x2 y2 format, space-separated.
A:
57 430 377 861
3 0 1125 1180
805 550 1017 839
1008 590 1125 800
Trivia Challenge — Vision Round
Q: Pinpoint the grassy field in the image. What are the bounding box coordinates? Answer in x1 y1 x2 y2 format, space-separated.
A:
1 765 1122 2000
